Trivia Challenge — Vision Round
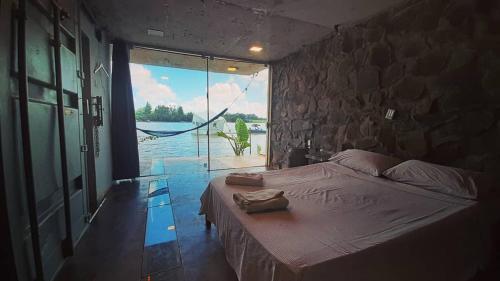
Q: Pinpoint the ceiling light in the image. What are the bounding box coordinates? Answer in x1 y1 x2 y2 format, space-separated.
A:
227 66 238 72
249 45 263 53
147 29 164 37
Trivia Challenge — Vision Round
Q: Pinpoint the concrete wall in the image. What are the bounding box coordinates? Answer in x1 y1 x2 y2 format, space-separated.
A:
270 0 500 172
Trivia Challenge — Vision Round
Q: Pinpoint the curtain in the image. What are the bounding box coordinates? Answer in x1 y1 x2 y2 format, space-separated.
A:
111 40 140 180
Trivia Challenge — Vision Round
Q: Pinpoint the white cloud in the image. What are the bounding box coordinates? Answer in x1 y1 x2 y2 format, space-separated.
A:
130 64 268 118
183 82 267 119
130 63 176 108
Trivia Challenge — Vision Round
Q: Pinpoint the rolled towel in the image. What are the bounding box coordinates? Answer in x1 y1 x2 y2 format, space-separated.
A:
233 189 289 213
225 173 264 186
233 189 284 204
241 197 289 214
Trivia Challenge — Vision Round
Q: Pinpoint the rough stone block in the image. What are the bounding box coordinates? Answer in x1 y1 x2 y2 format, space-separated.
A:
397 130 428 158
356 67 380 95
291 119 312 131
382 62 404 88
363 27 384 43
360 116 377 137
342 33 354 53
388 34 428 59
355 138 379 150
447 47 475 71
460 110 495 136
368 43 392 68
413 95 434 116
482 70 500 100
429 122 463 148
412 49 449 76
390 76 425 100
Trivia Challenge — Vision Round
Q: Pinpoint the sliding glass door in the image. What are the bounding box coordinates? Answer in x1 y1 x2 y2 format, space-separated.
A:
132 50 208 176
131 48 268 174
208 59 269 170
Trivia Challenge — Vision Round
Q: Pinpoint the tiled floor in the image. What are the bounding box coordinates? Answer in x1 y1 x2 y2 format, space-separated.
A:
54 180 149 281
55 158 265 281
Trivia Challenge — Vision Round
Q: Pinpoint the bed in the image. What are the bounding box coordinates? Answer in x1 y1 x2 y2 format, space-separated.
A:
200 161 499 281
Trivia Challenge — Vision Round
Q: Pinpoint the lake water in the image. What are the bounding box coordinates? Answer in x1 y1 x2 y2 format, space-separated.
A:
137 121 268 159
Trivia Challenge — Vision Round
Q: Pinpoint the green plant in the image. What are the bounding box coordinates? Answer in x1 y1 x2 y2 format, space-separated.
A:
217 118 250 156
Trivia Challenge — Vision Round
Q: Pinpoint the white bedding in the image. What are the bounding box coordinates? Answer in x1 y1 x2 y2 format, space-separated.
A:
200 162 495 281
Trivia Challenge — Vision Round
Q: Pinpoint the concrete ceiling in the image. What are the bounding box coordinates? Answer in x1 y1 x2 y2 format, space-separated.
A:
87 0 404 63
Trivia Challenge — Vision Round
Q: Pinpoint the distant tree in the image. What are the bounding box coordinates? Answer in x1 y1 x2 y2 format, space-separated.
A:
136 104 266 123
135 107 146 121
135 103 194 122
223 112 266 122
144 102 152 115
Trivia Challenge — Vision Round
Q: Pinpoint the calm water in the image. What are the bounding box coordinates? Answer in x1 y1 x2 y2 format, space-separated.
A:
137 122 267 159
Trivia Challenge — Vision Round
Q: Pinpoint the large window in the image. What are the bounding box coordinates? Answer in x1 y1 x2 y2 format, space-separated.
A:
131 48 268 175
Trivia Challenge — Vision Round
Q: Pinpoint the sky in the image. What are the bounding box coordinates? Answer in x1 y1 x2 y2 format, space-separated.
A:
130 63 269 118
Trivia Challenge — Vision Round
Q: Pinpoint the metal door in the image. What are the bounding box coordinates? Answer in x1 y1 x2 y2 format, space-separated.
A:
13 2 87 280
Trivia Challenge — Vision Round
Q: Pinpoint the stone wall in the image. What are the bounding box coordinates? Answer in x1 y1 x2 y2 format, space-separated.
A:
270 0 500 172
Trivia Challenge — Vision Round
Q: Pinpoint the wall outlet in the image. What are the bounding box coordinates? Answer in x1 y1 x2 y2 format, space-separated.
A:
385 109 396 120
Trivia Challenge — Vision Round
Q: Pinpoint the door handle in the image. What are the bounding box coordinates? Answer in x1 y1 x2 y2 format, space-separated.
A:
85 99 90 115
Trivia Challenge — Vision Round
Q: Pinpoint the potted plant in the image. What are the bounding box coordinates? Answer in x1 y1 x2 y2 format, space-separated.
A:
217 118 250 156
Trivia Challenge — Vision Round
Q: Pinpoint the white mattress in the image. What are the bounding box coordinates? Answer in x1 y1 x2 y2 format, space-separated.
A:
200 162 495 281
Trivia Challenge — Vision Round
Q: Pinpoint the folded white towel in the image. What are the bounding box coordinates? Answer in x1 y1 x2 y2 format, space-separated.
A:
225 173 264 186
233 189 289 213
240 197 289 213
233 189 284 204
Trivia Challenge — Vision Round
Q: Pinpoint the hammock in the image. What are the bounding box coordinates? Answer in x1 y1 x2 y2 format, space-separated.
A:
136 71 258 138
137 108 228 137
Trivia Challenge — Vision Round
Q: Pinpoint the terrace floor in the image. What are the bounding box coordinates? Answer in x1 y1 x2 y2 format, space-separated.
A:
140 155 266 177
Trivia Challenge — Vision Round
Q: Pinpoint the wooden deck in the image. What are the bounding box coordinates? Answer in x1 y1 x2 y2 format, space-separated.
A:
141 155 266 176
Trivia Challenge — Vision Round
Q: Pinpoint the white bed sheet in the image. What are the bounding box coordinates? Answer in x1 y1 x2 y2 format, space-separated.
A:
200 162 494 281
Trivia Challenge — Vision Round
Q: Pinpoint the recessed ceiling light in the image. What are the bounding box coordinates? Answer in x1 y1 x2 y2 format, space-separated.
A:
147 29 164 37
249 45 263 53
227 66 238 72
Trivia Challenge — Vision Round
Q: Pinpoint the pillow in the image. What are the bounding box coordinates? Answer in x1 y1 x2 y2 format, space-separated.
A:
329 149 402 177
383 160 493 200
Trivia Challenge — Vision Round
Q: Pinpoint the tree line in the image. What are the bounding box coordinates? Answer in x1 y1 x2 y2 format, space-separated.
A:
223 113 266 122
135 102 266 122
135 102 193 122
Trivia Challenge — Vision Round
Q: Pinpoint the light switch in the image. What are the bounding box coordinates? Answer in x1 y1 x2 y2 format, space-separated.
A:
385 109 396 120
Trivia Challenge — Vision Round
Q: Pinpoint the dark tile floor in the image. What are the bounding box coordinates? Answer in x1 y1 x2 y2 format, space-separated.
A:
54 161 264 281
55 180 149 281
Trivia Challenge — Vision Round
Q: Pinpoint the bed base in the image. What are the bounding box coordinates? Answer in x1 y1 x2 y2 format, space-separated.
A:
205 215 211 229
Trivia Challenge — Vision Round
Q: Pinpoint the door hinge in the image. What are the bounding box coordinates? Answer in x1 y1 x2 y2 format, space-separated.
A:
80 145 88 152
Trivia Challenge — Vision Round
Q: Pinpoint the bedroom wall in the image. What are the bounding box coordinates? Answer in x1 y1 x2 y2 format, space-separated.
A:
270 0 500 172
